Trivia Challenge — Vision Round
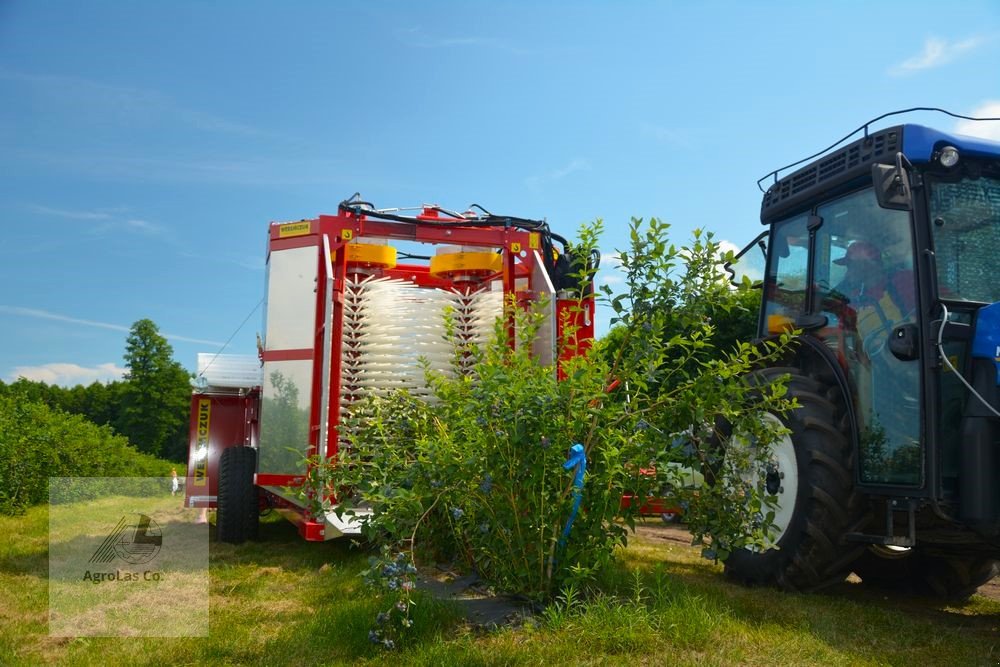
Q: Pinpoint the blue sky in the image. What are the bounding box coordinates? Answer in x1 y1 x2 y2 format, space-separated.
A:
1 1 999 386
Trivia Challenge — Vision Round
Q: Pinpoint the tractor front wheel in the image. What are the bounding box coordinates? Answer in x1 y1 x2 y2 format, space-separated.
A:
724 367 866 591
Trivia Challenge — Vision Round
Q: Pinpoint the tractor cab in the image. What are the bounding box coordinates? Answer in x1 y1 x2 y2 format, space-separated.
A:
725 121 1000 597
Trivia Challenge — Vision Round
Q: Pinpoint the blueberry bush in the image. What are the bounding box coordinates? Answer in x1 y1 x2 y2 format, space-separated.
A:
325 218 793 604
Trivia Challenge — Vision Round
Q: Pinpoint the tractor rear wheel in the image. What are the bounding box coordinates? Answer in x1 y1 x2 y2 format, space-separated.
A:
914 553 998 601
216 446 259 544
854 547 998 601
724 367 866 591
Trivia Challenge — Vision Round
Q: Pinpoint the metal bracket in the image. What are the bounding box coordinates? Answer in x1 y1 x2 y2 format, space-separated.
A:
845 498 917 547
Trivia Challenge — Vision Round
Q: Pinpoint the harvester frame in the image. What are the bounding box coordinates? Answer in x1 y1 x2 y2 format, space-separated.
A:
186 198 594 542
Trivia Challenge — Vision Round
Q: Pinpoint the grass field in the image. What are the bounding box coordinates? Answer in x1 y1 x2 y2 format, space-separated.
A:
2 500 1000 666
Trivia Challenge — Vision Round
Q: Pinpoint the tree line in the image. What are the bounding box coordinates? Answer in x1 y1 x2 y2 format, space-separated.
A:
0 319 194 462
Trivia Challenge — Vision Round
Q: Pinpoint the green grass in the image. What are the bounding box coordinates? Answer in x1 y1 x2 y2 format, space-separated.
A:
2 505 1000 666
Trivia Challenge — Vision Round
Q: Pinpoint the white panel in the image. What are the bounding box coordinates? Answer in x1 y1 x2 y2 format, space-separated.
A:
264 246 317 350
196 354 262 389
530 249 557 367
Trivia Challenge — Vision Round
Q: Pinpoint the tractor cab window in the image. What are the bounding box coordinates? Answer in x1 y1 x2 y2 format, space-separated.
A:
812 187 921 485
762 214 809 335
929 174 1000 304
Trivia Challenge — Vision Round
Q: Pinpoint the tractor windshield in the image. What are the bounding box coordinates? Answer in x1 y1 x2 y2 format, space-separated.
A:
928 173 1000 304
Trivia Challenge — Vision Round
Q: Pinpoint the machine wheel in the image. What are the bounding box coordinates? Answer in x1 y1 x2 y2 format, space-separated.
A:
912 554 999 602
724 366 866 591
854 546 998 601
216 446 259 544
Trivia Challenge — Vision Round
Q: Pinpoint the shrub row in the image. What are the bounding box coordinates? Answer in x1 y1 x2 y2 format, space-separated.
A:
0 393 173 514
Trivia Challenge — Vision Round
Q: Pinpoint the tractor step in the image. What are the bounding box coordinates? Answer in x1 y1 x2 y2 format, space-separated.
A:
844 532 915 547
845 498 918 547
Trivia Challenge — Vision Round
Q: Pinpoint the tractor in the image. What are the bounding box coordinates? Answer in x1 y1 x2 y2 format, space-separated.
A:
724 111 1000 600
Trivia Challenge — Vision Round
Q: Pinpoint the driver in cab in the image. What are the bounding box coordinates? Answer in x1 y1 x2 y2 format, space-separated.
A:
830 240 915 355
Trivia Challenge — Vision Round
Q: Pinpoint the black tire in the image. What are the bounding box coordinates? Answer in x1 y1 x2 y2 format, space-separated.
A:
724 366 867 591
914 553 999 602
854 547 998 601
216 446 259 544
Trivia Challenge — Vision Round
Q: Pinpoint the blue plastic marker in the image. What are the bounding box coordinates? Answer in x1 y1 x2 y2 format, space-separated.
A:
559 443 587 549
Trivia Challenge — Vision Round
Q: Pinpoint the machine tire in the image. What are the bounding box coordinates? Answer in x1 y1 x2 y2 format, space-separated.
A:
216 446 259 544
913 554 999 602
724 366 867 591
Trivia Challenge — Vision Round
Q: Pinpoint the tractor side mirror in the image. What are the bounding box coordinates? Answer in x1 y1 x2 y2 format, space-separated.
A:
873 156 913 211
889 323 920 361
724 231 768 288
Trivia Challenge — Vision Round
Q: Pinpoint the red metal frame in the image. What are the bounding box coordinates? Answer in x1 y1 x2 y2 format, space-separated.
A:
251 205 595 527
184 389 259 509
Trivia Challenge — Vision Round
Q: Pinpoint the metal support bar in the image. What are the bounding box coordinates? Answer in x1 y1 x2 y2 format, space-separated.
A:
317 234 335 460
846 498 918 547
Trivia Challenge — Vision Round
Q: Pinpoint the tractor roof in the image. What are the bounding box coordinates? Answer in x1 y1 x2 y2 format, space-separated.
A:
760 124 1000 224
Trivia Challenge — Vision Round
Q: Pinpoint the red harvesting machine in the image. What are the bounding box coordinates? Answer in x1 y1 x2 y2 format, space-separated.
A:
185 196 596 542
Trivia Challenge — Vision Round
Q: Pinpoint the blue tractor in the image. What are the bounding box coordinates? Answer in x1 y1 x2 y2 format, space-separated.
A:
726 112 1000 599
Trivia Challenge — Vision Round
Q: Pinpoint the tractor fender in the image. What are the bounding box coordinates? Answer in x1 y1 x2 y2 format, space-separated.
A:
755 333 860 481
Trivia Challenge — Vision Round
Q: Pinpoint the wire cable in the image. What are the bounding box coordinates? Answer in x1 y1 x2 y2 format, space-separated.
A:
936 302 1000 419
196 297 265 381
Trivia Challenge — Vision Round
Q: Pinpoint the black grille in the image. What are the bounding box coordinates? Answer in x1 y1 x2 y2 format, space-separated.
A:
762 127 901 218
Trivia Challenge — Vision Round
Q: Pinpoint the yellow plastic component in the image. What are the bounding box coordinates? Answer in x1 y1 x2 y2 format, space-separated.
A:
342 243 397 268
429 251 502 278
766 314 795 334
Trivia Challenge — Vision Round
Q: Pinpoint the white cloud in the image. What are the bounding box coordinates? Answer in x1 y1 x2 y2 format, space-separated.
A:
639 122 693 147
718 238 764 284
889 36 984 76
0 306 224 346
525 158 590 189
596 251 625 289
19 151 347 187
7 362 126 386
717 240 741 258
601 251 622 267
0 68 263 136
598 273 623 286
398 27 529 55
27 205 113 221
29 204 163 235
180 251 264 272
955 101 1000 142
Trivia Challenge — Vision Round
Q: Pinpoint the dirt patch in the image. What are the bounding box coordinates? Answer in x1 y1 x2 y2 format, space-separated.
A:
418 565 534 630
630 520 1000 601
632 521 698 549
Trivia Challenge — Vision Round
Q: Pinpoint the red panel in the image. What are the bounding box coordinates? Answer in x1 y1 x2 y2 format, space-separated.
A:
555 297 595 378
620 494 682 516
256 473 304 486
260 348 314 362
184 391 258 508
